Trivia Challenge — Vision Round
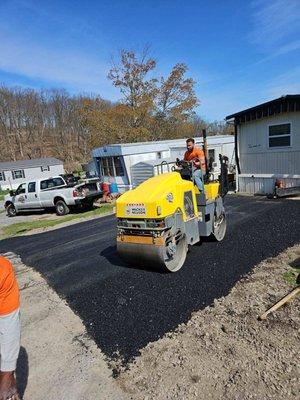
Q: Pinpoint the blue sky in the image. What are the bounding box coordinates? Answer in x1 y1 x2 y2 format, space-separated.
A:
0 0 300 120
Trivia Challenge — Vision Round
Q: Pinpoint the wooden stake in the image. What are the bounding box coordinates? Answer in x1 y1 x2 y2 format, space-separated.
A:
259 286 300 320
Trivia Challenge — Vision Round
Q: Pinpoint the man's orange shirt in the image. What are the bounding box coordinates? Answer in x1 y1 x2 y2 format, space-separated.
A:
184 146 206 169
0 256 20 315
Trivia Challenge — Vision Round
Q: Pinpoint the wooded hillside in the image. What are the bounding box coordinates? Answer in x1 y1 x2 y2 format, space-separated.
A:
0 50 233 171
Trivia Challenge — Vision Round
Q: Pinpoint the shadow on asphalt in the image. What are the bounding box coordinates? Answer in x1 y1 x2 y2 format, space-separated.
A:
100 245 126 267
100 245 166 274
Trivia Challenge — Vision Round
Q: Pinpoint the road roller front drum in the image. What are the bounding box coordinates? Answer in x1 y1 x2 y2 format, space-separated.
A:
117 232 188 273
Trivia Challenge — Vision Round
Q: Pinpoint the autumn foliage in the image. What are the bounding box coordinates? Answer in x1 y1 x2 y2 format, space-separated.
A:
86 49 200 146
0 49 232 169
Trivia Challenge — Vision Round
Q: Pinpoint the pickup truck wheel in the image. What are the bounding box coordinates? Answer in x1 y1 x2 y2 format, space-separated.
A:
55 200 70 216
6 204 17 217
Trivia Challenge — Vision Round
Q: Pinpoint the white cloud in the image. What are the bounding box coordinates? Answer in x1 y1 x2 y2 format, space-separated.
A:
199 66 300 121
0 1 116 96
12 0 105 44
197 80 262 120
249 0 300 46
257 40 300 64
0 30 118 98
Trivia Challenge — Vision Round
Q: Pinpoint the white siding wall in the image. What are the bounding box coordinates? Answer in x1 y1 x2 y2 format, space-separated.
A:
240 152 299 174
0 164 64 190
239 112 300 174
238 176 300 195
238 112 300 194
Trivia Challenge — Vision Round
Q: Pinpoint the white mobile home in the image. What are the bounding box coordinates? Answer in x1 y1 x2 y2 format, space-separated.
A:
226 95 300 195
92 136 235 191
0 157 64 190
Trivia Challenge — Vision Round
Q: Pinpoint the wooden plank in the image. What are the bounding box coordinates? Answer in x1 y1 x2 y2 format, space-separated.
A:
259 286 300 320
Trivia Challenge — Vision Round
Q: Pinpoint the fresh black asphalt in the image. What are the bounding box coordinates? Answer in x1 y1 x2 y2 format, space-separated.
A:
0 195 299 367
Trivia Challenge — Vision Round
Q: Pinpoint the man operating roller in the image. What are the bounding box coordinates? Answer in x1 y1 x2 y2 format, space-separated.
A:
184 138 206 193
0 256 20 400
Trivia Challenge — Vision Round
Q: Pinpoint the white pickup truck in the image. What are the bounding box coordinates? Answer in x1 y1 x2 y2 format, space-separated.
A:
4 176 103 217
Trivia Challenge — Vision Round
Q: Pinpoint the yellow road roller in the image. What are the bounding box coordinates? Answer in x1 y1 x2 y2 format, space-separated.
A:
116 156 229 272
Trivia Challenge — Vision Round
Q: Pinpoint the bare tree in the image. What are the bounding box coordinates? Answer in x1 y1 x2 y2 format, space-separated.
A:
0 68 229 170
0 87 94 170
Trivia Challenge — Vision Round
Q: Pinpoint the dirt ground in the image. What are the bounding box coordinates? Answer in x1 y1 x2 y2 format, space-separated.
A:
117 245 300 400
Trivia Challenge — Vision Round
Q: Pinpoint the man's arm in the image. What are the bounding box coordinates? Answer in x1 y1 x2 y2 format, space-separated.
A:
191 150 206 170
197 150 206 170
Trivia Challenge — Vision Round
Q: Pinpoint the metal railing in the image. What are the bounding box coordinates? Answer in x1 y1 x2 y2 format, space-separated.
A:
154 161 176 176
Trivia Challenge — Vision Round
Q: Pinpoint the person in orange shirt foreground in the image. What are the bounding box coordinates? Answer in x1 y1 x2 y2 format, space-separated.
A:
0 256 20 400
184 138 206 193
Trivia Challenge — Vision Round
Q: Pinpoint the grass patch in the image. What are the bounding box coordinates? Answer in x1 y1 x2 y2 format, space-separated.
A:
283 258 300 286
0 190 9 201
2 204 114 238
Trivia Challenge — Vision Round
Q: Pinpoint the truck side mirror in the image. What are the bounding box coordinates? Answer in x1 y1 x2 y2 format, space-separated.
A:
9 190 15 196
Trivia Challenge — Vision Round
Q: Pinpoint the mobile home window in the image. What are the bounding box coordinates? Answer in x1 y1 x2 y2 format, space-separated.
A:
41 166 50 172
100 157 114 176
12 170 25 179
269 123 291 148
0 171 5 181
113 157 124 176
100 157 124 176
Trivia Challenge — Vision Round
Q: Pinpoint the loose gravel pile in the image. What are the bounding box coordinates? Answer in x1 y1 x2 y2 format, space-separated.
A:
118 245 300 400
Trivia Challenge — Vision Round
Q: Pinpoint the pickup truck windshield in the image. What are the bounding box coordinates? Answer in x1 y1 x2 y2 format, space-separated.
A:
40 177 65 190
